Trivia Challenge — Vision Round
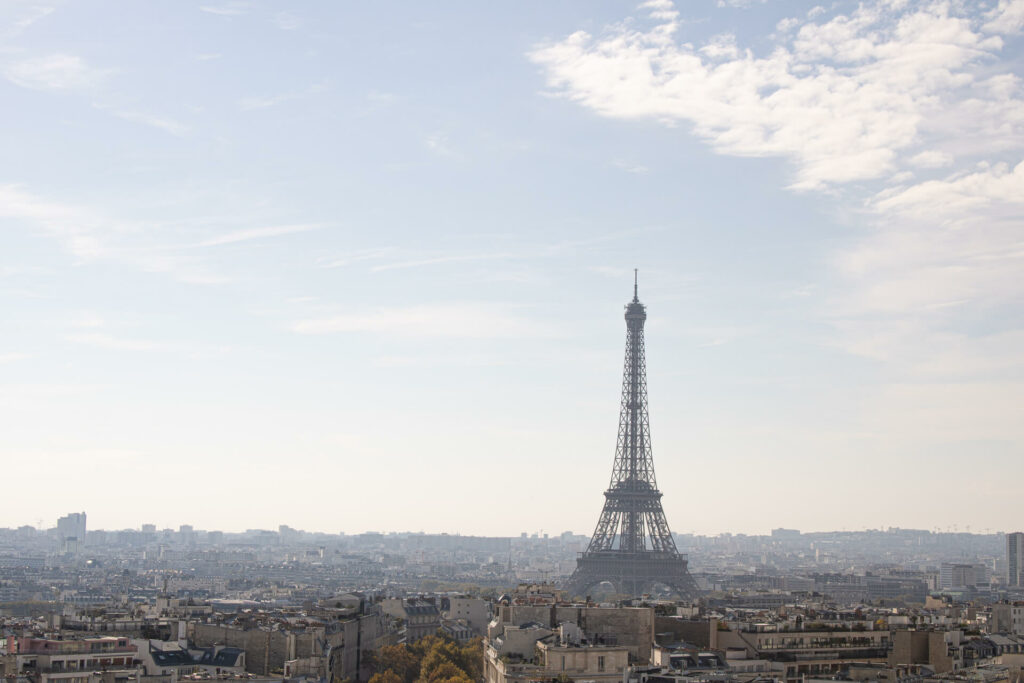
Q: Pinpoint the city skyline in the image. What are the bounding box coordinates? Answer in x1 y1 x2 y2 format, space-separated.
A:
11 514 1024 540
2 1 1023 536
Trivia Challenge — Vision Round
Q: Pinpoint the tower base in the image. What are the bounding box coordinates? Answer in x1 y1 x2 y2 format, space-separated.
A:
566 551 701 599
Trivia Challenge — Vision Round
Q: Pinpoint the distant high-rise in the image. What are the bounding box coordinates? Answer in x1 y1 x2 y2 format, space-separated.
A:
56 511 86 540
566 273 700 599
1009 532 1024 587
56 511 87 555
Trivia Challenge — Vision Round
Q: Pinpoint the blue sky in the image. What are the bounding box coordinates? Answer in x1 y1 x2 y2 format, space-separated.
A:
1 0 1022 536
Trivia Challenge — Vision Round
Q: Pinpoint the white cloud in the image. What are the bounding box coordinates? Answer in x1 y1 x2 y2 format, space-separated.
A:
317 247 397 269
833 158 1024 329
0 185 315 284
716 0 766 7
199 3 247 17
425 132 460 159
699 33 740 60
366 91 400 105
3 5 54 37
0 352 30 363
372 353 510 368
292 304 552 339
908 150 954 168
984 0 1024 34
776 17 801 33
611 160 649 174
4 56 189 135
529 0 1024 321
239 83 326 110
239 93 292 110
195 223 324 247
874 160 1024 220
529 1 1020 190
65 332 177 353
274 11 300 30
106 108 191 136
0 184 105 259
64 330 231 358
66 312 105 329
370 253 510 272
4 54 111 91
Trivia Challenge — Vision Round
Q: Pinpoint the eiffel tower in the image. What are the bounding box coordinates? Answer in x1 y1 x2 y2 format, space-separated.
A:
566 272 700 599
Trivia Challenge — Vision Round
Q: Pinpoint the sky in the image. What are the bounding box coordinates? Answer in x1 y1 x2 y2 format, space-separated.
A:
1 0 1023 537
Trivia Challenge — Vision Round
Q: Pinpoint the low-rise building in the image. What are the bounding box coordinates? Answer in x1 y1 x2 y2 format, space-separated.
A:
490 604 654 663
993 602 1024 635
135 640 245 682
484 622 628 683
380 599 440 642
2 635 141 683
442 597 490 636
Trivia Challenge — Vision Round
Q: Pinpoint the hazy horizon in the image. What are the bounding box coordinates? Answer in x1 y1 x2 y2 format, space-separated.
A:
14 517 1020 539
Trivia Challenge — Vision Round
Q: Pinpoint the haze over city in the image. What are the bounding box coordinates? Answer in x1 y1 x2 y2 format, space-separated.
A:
2 0 1023 537
6 6 1024 683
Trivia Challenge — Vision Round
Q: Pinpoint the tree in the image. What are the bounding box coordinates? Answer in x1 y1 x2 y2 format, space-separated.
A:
370 672 403 683
376 644 420 683
415 634 483 683
420 661 473 683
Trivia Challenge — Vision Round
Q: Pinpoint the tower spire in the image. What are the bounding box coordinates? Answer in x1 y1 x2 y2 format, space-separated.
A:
633 268 638 302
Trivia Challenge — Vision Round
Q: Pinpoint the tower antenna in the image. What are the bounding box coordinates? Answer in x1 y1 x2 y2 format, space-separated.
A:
633 269 638 302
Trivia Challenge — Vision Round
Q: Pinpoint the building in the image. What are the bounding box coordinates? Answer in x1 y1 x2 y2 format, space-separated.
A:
663 619 892 683
134 640 245 681
380 598 441 642
325 604 390 682
940 562 990 589
440 621 475 643
3 635 139 683
57 512 87 554
189 622 323 676
1009 533 1024 587
484 621 630 683
772 529 801 540
888 630 959 674
441 597 490 636
489 604 654 663
993 602 1024 635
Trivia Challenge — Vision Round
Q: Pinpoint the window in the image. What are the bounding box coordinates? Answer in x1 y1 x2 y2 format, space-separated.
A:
598 656 605 672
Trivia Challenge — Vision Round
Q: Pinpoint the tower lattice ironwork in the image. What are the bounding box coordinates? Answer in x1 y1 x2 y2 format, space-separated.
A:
566 273 700 599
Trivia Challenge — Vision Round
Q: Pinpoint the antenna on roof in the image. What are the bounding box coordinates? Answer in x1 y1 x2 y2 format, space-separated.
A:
633 268 639 302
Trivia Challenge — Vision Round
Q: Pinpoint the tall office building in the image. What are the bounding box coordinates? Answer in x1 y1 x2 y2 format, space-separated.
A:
1009 532 1024 587
56 511 86 541
56 511 87 555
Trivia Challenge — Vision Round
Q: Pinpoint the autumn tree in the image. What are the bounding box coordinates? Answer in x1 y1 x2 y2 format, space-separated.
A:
372 633 482 683
415 635 482 683
376 644 421 683
420 660 473 683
